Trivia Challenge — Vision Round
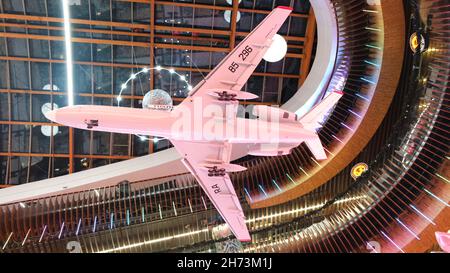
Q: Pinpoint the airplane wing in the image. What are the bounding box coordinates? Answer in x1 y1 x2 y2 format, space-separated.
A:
170 140 251 242
174 6 293 115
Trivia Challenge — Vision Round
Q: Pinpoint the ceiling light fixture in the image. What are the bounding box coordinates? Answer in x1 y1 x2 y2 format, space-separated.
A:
62 0 74 106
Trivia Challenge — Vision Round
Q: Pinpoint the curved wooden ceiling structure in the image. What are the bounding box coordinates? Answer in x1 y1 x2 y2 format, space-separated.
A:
251 0 406 209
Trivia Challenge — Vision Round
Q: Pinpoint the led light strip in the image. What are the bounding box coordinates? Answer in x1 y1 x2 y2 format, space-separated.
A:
62 0 74 106
116 66 192 142
116 66 192 104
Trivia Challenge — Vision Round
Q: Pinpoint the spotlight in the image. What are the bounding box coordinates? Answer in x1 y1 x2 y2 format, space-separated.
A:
121 83 127 89
169 68 175 74
155 65 162 71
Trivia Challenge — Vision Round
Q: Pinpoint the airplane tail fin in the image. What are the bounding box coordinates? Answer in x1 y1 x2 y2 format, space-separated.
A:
299 91 343 130
305 135 327 160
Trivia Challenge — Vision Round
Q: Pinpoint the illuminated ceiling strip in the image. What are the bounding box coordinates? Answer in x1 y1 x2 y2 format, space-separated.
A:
285 173 297 185
410 205 436 225
39 225 47 243
76 218 82 235
58 222 65 239
2 232 13 250
436 173 449 184
247 195 366 223
96 228 209 253
96 196 365 253
62 0 74 106
380 231 405 253
423 188 450 207
22 228 31 246
395 218 420 240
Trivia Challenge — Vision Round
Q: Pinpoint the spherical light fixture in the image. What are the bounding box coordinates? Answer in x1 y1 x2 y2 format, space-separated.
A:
226 0 242 5
263 34 288 63
142 89 173 111
224 10 241 23
41 125 59 137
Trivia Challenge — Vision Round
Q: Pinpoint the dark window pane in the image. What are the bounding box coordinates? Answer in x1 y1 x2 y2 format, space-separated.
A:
53 157 69 177
7 38 28 57
112 133 129 156
92 44 111 62
0 125 9 152
93 66 112 94
2 0 24 14
93 131 110 155
73 43 92 62
29 38 50 59
69 0 90 19
0 93 9 120
46 0 63 18
50 41 65 60
31 94 51 122
90 0 111 21
113 67 132 95
29 157 49 182
9 61 30 89
51 63 67 91
0 39 6 56
112 2 132 22
0 156 7 184
11 125 30 152
113 45 132 64
74 65 92 93
74 128 90 154
133 3 151 23
10 156 29 185
24 0 47 16
0 61 7 88
11 93 30 121
54 126 69 154
31 62 50 90
31 126 51 153
133 135 149 156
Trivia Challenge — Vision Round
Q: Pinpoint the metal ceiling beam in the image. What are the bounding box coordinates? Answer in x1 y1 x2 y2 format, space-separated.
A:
119 0 309 18
229 0 239 49
299 8 316 86
149 0 156 154
0 13 306 42
0 32 304 58
0 56 302 79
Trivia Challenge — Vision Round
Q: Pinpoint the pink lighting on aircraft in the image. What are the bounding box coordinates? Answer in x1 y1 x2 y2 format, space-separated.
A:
44 7 342 242
435 231 450 253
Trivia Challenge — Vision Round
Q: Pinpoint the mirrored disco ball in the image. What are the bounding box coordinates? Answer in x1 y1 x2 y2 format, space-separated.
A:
142 89 173 111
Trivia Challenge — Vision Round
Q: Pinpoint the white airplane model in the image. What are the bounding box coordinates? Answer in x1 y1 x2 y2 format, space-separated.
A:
45 6 342 242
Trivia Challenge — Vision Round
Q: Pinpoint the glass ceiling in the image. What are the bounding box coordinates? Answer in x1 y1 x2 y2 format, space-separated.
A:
0 0 313 185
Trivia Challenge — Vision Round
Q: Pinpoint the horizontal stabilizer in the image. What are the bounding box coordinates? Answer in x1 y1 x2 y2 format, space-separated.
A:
305 136 327 160
299 91 343 130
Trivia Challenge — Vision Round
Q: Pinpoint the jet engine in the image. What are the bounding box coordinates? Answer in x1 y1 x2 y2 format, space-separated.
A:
252 105 298 123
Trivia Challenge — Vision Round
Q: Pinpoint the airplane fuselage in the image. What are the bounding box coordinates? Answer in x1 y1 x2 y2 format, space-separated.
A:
49 105 316 145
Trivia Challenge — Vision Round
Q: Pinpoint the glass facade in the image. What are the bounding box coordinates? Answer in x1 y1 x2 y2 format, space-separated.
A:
0 0 311 185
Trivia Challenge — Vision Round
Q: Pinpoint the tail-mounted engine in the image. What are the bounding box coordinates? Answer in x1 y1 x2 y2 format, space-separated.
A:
252 105 298 123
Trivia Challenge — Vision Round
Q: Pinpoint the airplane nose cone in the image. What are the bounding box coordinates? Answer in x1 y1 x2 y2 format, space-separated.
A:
44 109 57 122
